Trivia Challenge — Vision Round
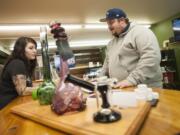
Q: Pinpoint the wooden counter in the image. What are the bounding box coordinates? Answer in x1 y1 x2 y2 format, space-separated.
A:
0 88 180 135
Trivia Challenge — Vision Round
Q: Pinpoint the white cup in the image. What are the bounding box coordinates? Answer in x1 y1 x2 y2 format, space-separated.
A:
89 62 93 67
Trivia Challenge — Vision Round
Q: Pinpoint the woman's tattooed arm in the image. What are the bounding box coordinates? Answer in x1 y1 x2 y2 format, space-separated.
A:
12 74 37 96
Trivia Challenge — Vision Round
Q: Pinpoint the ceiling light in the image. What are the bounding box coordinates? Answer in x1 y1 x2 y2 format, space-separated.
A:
173 27 180 31
0 24 82 31
84 24 108 29
9 39 110 50
70 40 109 47
62 24 82 29
0 24 46 31
140 24 151 28
38 40 110 48
0 23 151 31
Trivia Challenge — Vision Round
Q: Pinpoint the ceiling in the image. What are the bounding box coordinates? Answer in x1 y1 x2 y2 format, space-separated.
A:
0 0 180 48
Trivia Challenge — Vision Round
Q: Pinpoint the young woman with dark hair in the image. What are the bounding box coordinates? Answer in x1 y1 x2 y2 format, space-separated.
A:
0 36 38 109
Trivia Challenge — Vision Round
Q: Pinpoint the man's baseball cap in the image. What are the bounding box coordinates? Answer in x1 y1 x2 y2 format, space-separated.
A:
100 8 127 22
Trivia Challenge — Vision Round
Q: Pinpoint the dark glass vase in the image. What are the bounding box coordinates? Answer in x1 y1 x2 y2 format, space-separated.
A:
32 26 55 105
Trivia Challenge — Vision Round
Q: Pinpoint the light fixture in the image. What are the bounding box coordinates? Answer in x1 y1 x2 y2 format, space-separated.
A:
0 24 82 31
84 24 108 29
84 24 151 29
62 24 82 29
141 24 151 28
0 24 45 31
173 27 180 31
70 40 109 47
0 23 151 31
5 23 151 50
38 40 109 49
9 39 110 50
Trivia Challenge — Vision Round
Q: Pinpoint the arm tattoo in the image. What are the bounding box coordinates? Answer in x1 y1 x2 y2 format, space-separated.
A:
12 74 27 95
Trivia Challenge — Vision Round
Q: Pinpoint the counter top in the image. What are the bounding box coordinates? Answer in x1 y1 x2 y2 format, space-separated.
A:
0 88 180 135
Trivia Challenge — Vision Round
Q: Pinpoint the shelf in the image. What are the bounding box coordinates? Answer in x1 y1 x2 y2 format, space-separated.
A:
163 82 180 90
0 46 10 57
160 49 179 90
169 41 180 45
70 64 102 70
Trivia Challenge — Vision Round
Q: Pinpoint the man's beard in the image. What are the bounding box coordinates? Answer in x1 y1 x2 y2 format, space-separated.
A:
109 27 121 37
110 28 120 37
113 32 120 38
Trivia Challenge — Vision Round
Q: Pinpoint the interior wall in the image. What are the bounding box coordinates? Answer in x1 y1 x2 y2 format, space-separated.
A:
151 13 180 83
151 12 180 48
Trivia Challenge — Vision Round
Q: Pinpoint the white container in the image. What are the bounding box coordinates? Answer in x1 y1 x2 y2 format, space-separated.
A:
135 84 149 100
89 62 94 68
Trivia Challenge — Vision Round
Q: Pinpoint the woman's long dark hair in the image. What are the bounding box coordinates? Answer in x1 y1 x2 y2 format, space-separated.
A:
2 37 37 77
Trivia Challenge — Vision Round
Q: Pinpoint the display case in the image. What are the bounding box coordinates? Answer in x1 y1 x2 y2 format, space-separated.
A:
69 48 104 78
0 46 10 75
0 46 10 64
160 49 180 89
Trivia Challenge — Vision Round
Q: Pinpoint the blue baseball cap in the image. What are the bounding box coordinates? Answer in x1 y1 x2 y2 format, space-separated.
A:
100 8 127 22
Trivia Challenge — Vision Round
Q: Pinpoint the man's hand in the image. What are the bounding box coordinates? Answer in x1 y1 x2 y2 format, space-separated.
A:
113 80 133 88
